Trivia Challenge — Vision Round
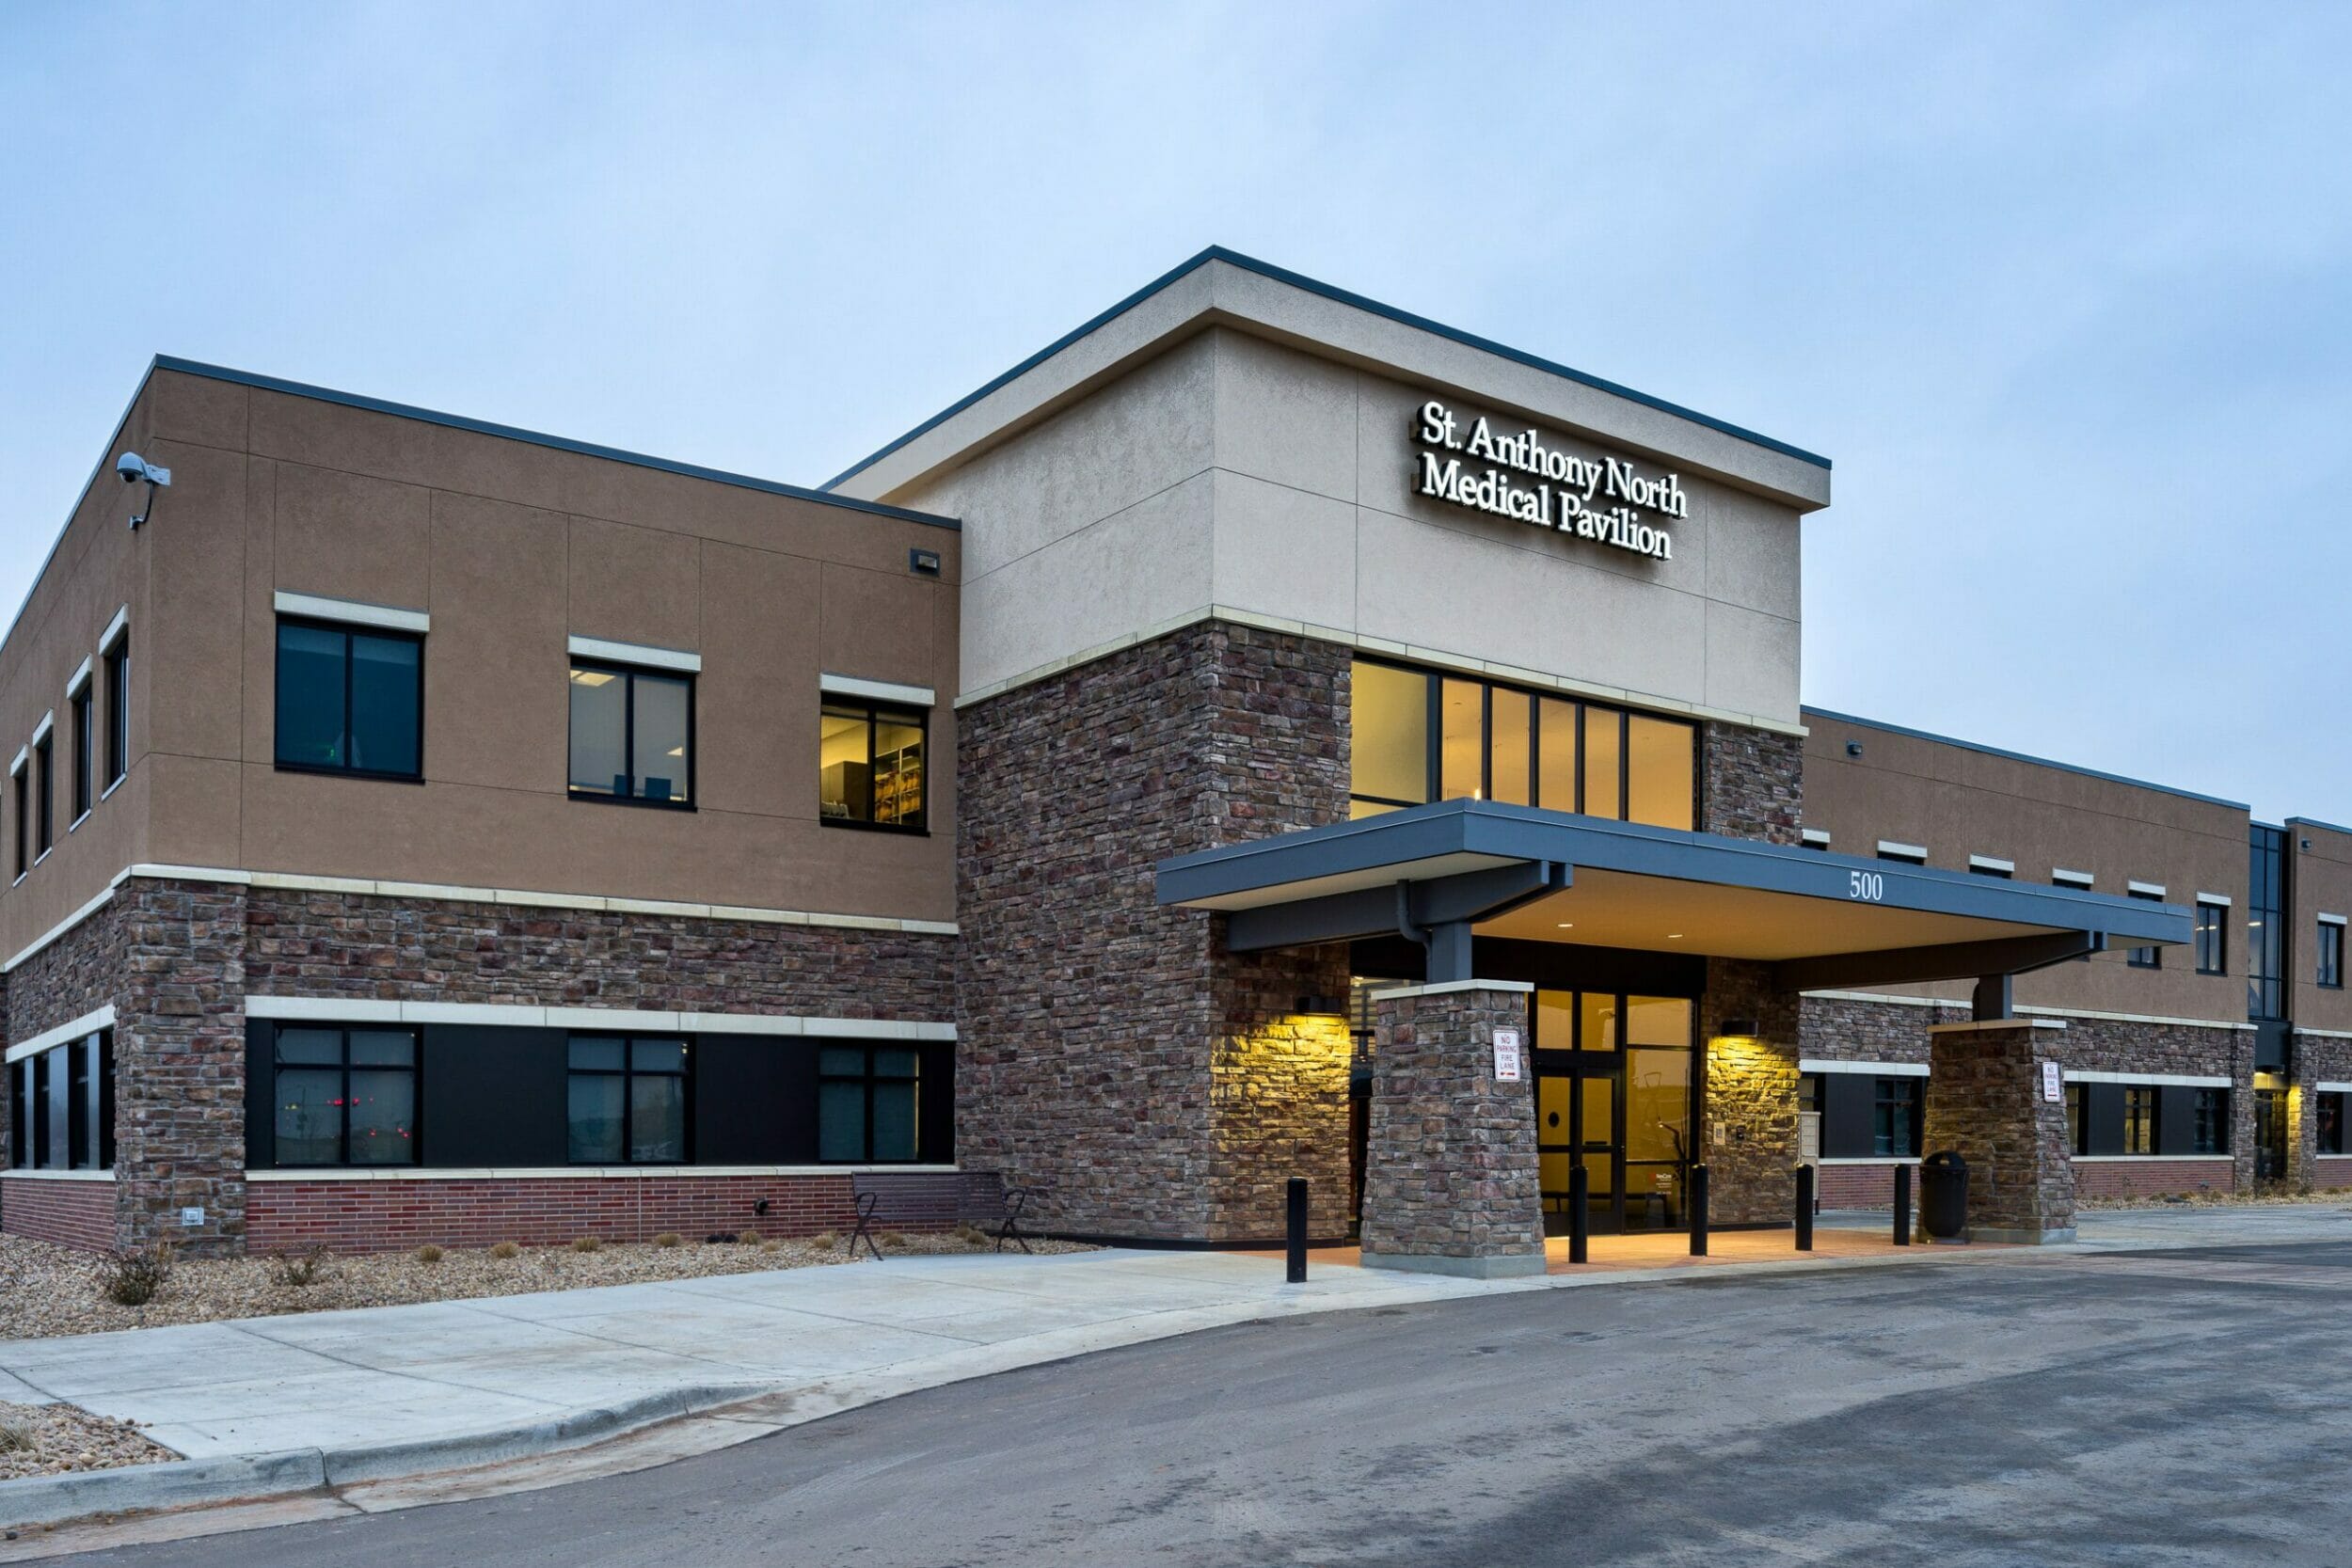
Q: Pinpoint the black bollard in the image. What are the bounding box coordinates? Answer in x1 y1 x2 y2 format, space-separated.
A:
1285 1177 1308 1283
1794 1164 1815 1251
1568 1164 1589 1264
1893 1162 1913 1246
1689 1163 1709 1257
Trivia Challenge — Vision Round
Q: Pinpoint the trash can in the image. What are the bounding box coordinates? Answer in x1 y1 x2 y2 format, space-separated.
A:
1919 1149 1969 1240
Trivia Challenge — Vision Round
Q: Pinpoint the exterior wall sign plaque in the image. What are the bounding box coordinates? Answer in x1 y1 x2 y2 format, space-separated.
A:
1413 399 1685 561
2042 1061 2062 1103
1493 1027 1524 1083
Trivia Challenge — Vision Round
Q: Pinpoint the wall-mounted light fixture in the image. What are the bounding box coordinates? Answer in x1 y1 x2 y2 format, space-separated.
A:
1295 993 1346 1018
1844 740 1864 757
118 451 170 530
1716 1018 1759 1039
908 546 942 577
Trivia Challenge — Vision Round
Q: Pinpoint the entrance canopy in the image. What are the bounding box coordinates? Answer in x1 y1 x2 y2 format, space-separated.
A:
1156 800 2191 1006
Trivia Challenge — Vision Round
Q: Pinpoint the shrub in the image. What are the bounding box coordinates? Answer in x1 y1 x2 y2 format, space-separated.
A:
490 1242 521 1260
954 1222 992 1246
0 1422 32 1454
880 1230 909 1250
570 1236 603 1254
415 1244 445 1264
809 1229 838 1251
270 1245 331 1289
733 1230 761 1245
96 1243 174 1307
654 1231 683 1248
759 1239 782 1253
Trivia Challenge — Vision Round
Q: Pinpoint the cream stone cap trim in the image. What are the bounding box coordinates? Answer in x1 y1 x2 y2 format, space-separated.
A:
821 673 936 707
245 1164 961 1182
6 1005 114 1062
2313 1080 2352 1091
2128 880 2168 897
2320 913 2348 927
1800 829 1833 847
276 591 430 635
1797 1058 1927 1077
1 863 958 975
1815 1156 1916 1165
2061 1069 2231 1087
1368 979 1535 1000
1876 840 1928 861
1926 1018 2069 1036
953 604 1808 737
65 656 92 697
1800 990 2257 1032
2196 892 2232 908
245 995 955 1039
569 635 700 673
2072 1154 2233 1164
2052 868 2095 888
29 710 53 747
1968 855 2015 875
100 605 129 653
8 746 23 777
0 1169 115 1182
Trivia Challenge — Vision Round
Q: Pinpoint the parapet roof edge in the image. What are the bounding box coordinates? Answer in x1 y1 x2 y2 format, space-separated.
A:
151 356 961 531
820 245 1832 493
1802 706 2250 814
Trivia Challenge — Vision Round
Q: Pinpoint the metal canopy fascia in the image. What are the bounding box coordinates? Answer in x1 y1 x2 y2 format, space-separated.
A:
1156 799 2192 990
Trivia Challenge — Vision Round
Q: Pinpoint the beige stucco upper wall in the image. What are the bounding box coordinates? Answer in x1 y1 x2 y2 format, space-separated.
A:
1800 711 2251 1024
869 309 1815 728
0 366 961 962
2288 819 2352 1035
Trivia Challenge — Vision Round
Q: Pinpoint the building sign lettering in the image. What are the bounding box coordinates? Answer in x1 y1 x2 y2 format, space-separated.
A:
1412 399 1683 561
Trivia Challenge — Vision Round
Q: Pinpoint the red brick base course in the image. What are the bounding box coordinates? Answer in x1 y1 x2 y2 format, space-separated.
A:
1814 1163 1905 1210
2312 1156 2352 1190
2071 1159 2236 1200
0 1178 117 1251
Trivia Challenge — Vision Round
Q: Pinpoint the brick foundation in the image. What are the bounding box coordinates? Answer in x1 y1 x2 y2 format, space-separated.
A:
1359 983 1544 1277
0 1178 117 1251
2071 1159 2237 1201
246 1175 861 1253
2312 1155 2352 1190
1814 1163 1904 1210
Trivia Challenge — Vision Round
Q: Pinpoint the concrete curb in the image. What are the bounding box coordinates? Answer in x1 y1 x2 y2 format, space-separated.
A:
0 1449 324 1530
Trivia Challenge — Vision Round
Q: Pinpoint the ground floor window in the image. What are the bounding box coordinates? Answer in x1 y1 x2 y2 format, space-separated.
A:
2191 1087 2231 1155
273 1025 418 1165
567 1036 689 1164
2122 1085 2157 1154
2321 1091 2346 1156
818 1046 922 1163
2066 1082 2088 1155
1872 1077 1922 1157
8 1030 112 1171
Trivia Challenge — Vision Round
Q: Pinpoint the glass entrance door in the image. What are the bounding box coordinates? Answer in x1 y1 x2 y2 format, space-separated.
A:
1533 991 1695 1235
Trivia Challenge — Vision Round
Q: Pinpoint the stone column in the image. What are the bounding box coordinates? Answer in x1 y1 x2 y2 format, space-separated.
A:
115 877 249 1255
1359 981 1543 1279
1701 959 1803 1225
1923 1019 2075 1244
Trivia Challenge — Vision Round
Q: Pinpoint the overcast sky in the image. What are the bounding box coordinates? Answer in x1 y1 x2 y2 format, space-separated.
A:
4 2 2346 819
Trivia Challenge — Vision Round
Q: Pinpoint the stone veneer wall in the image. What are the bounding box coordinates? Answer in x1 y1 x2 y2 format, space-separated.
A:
1359 984 1543 1276
1701 722 1804 847
2289 1031 2352 1191
3 876 957 1254
1699 958 1804 1225
1922 1022 2076 1243
956 621 1354 1244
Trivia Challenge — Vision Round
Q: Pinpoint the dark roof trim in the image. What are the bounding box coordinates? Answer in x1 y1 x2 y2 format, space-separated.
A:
822 245 1832 492
2286 817 2352 839
1158 798 2189 946
1802 706 2249 814
151 356 961 531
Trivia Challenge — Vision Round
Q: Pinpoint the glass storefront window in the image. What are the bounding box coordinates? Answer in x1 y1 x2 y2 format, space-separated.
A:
1536 696 1578 813
1349 660 1430 810
1583 705 1622 818
1439 679 1484 800
1489 688 1532 805
1627 715 1695 832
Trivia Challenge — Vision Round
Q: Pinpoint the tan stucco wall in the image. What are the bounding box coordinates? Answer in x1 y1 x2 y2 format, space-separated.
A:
0 367 961 963
886 325 1809 729
1800 711 2249 1024
2289 819 2352 1035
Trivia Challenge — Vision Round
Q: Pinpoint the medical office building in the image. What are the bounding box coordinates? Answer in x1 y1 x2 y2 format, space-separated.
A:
4 247 2347 1273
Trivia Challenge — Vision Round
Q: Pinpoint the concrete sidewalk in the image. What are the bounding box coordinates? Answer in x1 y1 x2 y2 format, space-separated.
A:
3 1202 2348 1533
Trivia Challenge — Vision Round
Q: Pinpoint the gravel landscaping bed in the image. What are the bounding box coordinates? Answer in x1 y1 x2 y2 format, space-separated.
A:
0 1399 174 1481
2079 1190 2352 1211
0 1229 1095 1342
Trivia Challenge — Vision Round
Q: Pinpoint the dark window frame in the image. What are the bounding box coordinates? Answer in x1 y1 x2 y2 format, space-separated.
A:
2320 1091 2346 1156
2065 1081 2089 1156
2128 888 2164 969
2322 921 2345 990
9 762 24 880
103 628 129 791
565 1035 691 1164
69 680 92 822
2123 1085 2157 1154
816 1044 925 1164
11 1032 115 1174
1345 656 1697 829
32 729 53 857
818 696 930 834
2194 901 2227 976
565 658 697 811
1870 1075 1922 1157
269 1024 421 1168
272 615 426 784
2191 1087 2230 1156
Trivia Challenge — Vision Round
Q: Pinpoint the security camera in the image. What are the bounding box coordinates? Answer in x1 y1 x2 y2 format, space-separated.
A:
118 451 169 530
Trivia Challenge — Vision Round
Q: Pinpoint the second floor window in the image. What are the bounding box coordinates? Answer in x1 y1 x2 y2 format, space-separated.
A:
103 628 129 790
819 701 927 830
69 680 92 821
275 618 423 780
32 730 52 856
2321 921 2344 990
9 760 24 879
2128 887 2164 969
2194 901 2227 976
569 662 692 807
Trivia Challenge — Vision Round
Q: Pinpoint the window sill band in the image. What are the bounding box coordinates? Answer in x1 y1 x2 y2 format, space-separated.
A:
245 1164 963 1182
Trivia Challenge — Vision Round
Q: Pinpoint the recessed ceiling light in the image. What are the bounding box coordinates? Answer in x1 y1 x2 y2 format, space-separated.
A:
1666 933 1683 940
1555 922 1575 929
